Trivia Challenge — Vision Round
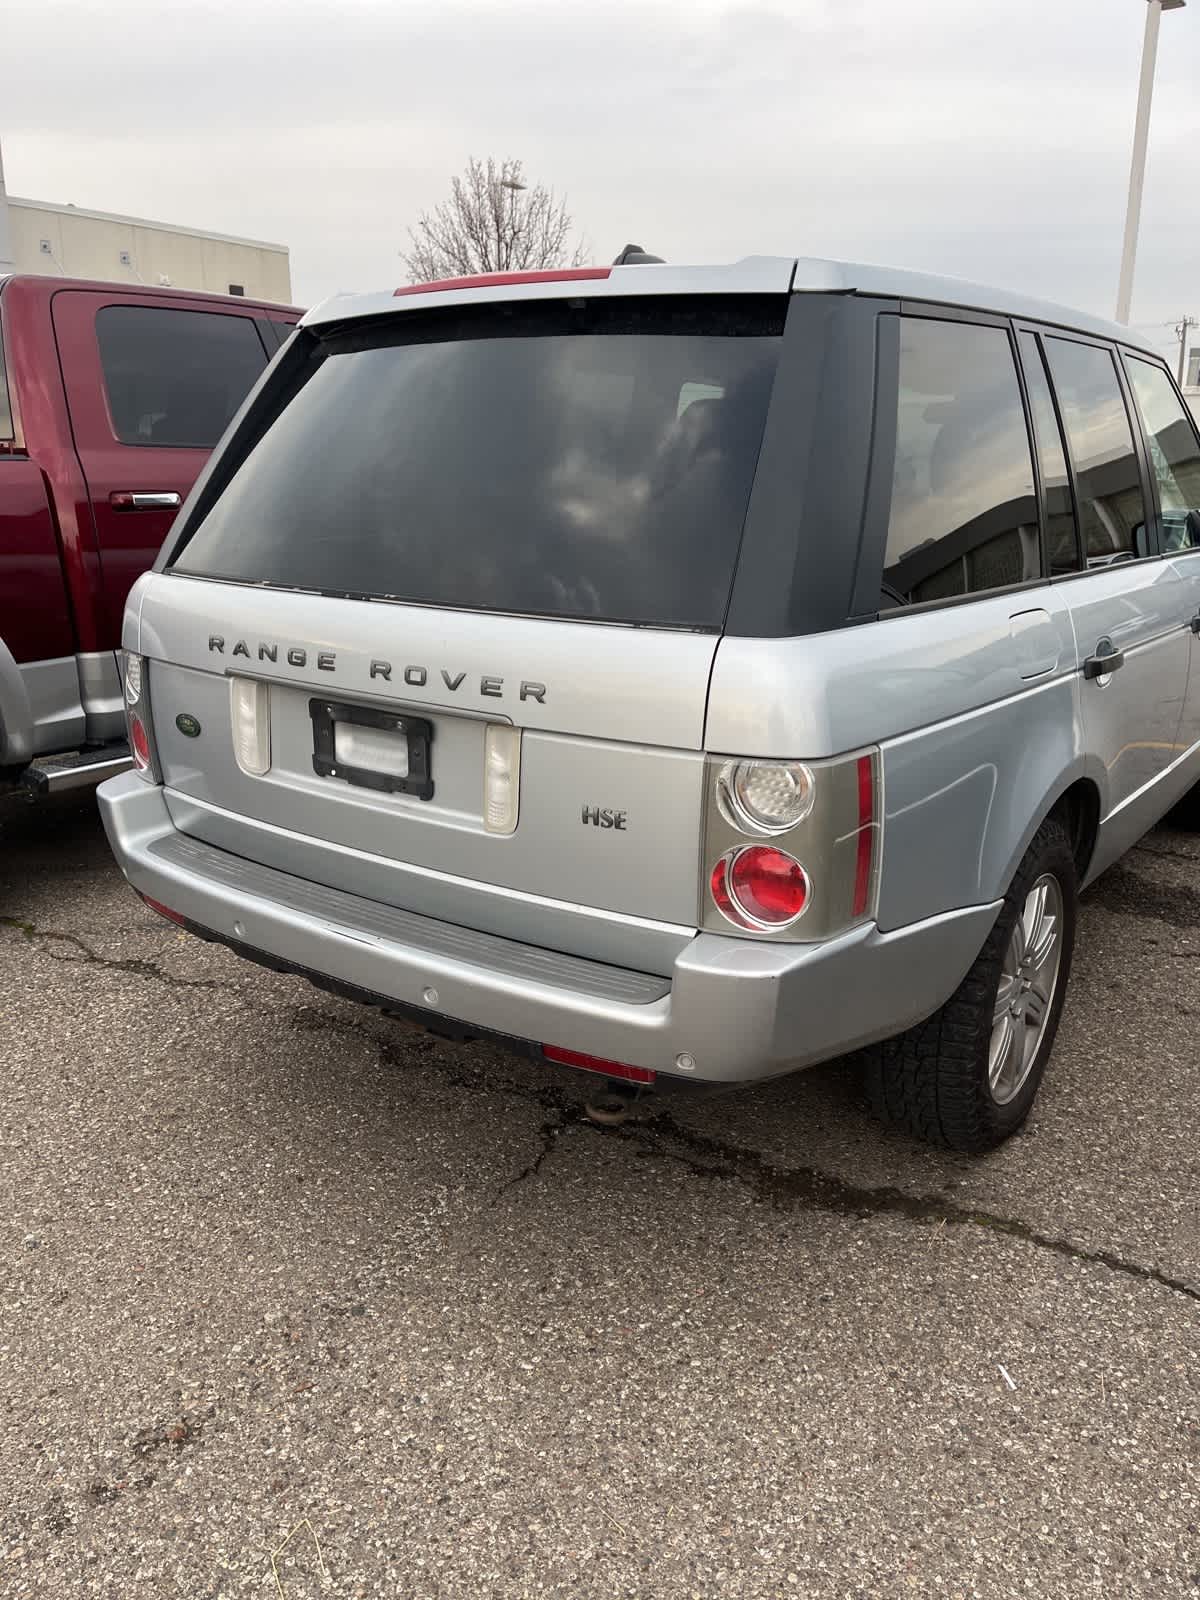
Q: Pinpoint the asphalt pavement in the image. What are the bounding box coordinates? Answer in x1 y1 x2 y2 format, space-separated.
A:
1 790 1198 1598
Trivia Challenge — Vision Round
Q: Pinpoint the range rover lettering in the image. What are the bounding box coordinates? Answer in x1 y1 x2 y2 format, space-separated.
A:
98 256 1200 1151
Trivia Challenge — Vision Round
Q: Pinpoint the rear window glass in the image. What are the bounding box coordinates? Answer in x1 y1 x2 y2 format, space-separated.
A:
882 318 1039 605
1043 337 1148 567
172 298 783 630
96 306 269 448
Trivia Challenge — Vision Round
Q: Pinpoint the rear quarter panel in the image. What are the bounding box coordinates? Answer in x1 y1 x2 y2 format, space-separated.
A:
706 589 1099 932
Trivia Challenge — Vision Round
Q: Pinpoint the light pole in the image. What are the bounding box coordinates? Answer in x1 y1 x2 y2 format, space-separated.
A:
498 174 526 272
1115 0 1186 324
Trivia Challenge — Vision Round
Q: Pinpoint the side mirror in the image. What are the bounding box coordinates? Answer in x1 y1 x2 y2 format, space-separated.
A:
1187 509 1200 549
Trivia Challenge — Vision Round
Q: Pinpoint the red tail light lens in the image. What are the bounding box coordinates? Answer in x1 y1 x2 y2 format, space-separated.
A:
130 714 151 772
852 755 877 918
541 1045 655 1085
139 893 185 926
711 846 810 930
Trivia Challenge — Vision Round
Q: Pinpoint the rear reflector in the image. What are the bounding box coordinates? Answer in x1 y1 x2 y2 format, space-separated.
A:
483 724 521 834
230 677 271 777
852 754 876 918
139 894 185 926
541 1045 655 1085
395 267 612 297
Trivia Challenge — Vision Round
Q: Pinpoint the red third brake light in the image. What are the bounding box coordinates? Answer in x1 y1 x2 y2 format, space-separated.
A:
541 1045 655 1085
394 267 612 297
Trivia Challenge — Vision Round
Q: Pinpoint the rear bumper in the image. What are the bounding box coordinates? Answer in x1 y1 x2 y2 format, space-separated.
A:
98 772 1000 1084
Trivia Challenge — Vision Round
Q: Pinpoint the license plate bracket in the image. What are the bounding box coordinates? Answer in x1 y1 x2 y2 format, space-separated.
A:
309 698 434 800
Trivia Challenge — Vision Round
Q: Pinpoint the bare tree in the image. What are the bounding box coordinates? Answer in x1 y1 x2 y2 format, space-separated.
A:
402 157 588 282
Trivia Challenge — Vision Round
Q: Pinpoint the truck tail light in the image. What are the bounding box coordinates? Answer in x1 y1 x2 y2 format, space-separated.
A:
703 749 881 942
123 652 160 783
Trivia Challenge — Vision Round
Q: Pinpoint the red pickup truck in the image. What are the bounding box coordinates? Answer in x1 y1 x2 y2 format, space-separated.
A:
0 275 299 795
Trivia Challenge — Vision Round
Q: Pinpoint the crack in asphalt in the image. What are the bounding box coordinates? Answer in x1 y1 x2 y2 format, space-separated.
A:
354 1028 1200 1308
0 914 252 997
1084 864 1200 931
493 1111 574 1200
616 1113 1200 1306
7 916 1199 1307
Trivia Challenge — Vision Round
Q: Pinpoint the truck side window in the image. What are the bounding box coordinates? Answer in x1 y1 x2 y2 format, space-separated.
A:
1124 357 1200 552
95 306 268 449
1018 331 1081 575
883 319 1039 605
1043 338 1148 567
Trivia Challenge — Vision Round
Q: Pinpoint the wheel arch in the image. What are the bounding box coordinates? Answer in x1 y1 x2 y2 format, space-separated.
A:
0 637 34 769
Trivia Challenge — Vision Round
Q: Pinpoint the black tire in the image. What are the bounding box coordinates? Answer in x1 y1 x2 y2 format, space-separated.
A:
1165 781 1200 830
862 816 1077 1153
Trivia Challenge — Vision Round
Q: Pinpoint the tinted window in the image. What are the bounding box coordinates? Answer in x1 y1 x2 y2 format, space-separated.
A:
1125 357 1200 552
174 299 782 630
1043 338 1147 567
96 306 268 448
1019 331 1079 574
883 319 1038 604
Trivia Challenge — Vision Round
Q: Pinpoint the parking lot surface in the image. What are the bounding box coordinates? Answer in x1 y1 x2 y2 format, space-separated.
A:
1 792 1198 1598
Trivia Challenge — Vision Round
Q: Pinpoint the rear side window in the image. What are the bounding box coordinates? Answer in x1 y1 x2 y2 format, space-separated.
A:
1124 357 1200 552
883 318 1038 604
1018 331 1080 575
172 298 783 630
96 306 268 448
1043 338 1148 566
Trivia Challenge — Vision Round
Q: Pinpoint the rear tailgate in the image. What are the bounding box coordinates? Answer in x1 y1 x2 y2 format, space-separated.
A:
141 576 715 968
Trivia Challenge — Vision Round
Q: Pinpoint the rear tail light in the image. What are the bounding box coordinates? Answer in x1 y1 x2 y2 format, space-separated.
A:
122 652 159 783
852 754 878 919
541 1045 655 1085
716 760 815 835
483 724 522 834
703 748 881 942
710 846 810 930
129 715 151 771
230 677 272 776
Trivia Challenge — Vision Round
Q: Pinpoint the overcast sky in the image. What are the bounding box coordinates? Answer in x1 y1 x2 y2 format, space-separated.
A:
4 0 1198 354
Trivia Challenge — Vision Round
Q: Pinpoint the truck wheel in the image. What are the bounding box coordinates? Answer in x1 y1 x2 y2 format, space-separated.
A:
862 817 1077 1152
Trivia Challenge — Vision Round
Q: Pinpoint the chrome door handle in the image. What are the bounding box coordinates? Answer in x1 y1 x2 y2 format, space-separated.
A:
109 491 182 510
1083 640 1126 680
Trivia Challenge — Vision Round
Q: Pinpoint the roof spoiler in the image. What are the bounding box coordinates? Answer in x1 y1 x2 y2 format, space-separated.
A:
612 244 665 266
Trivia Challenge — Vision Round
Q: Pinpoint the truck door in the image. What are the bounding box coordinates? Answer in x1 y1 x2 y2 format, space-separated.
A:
50 290 274 648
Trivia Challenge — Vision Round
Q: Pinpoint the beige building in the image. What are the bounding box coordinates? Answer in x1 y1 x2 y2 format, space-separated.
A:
4 196 292 303
0 147 291 303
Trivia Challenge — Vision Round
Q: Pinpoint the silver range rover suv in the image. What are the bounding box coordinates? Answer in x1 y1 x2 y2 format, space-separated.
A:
98 256 1200 1151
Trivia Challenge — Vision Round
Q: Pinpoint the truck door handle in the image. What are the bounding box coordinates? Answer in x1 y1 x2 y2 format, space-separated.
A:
109 491 182 511
1083 641 1126 679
